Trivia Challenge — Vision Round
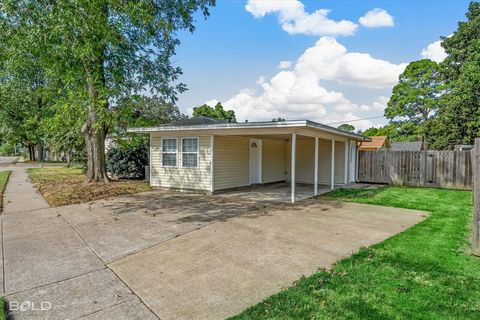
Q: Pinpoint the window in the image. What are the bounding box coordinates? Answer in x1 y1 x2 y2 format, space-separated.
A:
162 138 177 167
182 137 198 168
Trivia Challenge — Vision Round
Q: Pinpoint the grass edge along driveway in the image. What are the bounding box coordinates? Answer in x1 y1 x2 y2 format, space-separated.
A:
230 187 479 319
0 170 10 320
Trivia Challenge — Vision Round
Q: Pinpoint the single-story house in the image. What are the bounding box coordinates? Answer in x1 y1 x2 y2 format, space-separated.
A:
391 141 426 151
128 118 370 203
358 136 391 151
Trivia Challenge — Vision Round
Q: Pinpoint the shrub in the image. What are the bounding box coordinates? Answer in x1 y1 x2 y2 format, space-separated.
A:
106 140 148 179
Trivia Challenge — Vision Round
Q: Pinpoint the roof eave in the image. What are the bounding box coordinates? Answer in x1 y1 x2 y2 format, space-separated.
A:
127 120 370 141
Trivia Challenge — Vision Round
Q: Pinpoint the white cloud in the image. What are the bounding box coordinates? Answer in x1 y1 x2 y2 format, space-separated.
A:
371 96 389 111
278 60 293 69
421 40 447 62
245 0 357 36
216 37 405 130
359 8 394 28
295 37 407 89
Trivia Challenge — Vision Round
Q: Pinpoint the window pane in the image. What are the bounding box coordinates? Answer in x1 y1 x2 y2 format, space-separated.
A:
162 153 177 167
162 139 177 152
182 138 198 152
182 153 198 167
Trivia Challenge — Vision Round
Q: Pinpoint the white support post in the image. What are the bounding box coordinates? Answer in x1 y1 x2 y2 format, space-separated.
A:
344 140 349 185
210 135 215 193
314 137 319 195
331 139 335 190
291 133 296 203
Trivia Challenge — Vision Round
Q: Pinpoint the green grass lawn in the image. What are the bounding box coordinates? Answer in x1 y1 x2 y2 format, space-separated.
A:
0 170 10 210
231 187 479 319
0 171 9 320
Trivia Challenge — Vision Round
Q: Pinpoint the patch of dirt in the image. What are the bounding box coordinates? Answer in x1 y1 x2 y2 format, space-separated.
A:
29 167 152 207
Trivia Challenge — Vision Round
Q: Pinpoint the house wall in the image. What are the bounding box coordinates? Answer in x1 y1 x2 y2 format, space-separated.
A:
149 131 351 192
150 133 211 191
262 139 287 183
213 136 250 190
286 138 347 184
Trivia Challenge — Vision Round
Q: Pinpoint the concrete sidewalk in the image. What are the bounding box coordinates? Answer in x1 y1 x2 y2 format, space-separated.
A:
1 168 157 319
3 168 49 214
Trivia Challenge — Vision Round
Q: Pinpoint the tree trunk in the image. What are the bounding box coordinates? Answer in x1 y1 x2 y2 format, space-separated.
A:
66 151 72 167
82 109 109 183
37 141 44 162
82 27 109 183
27 145 32 161
27 144 36 162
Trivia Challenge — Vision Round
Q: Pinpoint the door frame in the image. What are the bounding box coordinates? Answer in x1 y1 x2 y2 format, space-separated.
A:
349 141 356 183
249 138 262 185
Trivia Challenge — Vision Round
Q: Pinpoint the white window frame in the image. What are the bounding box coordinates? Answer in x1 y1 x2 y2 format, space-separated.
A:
161 137 178 167
181 137 199 168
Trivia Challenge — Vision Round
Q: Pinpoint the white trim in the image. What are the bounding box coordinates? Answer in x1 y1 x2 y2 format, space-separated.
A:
331 139 335 190
149 134 152 183
356 144 359 182
249 138 262 185
314 136 319 196
291 133 296 203
181 137 199 168
210 135 214 192
127 120 369 141
344 140 349 184
161 137 178 167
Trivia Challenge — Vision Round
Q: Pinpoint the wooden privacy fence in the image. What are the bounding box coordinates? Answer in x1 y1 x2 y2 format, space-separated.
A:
358 150 473 190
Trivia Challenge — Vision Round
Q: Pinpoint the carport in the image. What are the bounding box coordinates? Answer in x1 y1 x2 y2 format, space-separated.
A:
128 118 370 203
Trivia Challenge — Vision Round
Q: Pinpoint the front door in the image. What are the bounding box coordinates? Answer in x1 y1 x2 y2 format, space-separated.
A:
249 138 262 185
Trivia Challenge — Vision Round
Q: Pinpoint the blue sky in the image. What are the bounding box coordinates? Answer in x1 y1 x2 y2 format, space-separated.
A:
174 0 470 130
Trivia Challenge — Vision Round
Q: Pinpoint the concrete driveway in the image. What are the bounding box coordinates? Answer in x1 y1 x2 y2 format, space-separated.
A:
2 168 426 320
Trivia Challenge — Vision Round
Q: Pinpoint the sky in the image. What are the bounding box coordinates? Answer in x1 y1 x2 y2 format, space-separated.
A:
174 0 471 131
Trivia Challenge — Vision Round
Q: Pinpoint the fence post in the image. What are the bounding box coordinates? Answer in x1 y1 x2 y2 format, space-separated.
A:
473 138 480 256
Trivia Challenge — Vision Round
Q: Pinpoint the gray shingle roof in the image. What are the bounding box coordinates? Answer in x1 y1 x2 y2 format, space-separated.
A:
391 141 424 151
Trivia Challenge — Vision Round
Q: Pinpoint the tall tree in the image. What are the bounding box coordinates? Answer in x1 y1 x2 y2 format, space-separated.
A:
0 21 50 161
1 0 214 182
192 102 236 122
337 124 355 132
429 1 480 149
385 59 444 144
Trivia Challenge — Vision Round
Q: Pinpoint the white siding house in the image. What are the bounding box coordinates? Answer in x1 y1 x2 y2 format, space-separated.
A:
129 119 369 203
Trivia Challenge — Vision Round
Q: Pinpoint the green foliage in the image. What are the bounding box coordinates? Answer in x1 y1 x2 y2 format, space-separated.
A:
0 0 215 179
428 1 480 149
40 101 86 160
192 102 236 122
106 139 148 179
337 123 355 132
386 59 444 142
232 187 478 319
0 143 12 156
116 95 184 129
272 117 285 122
361 124 416 142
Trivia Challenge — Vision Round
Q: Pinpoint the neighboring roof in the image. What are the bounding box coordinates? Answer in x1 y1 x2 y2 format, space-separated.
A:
358 136 389 150
454 144 474 151
127 119 370 141
391 141 424 151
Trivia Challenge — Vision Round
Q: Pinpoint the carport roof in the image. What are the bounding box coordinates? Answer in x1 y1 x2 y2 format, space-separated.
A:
127 119 371 141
